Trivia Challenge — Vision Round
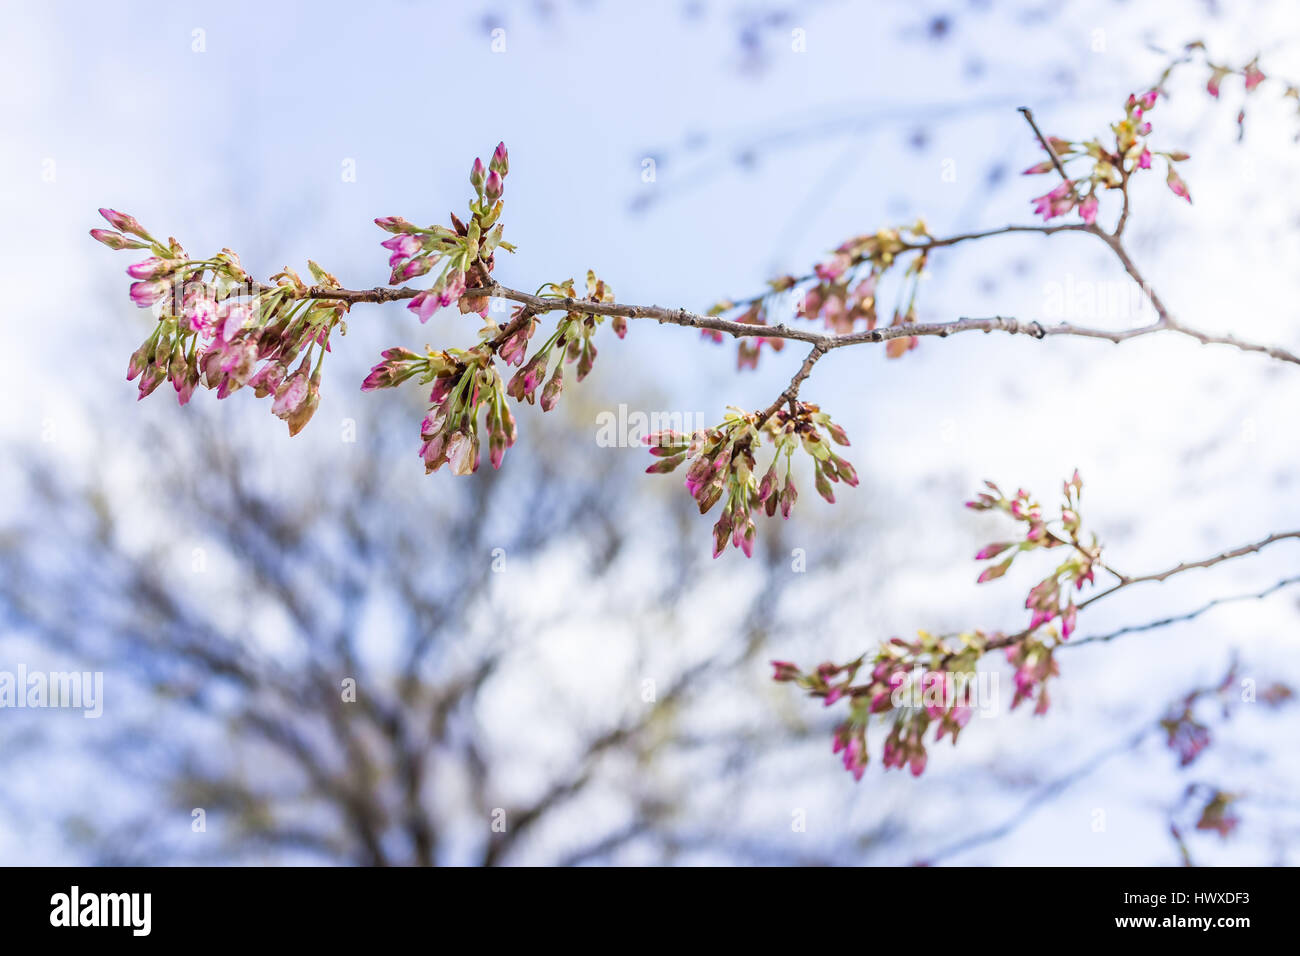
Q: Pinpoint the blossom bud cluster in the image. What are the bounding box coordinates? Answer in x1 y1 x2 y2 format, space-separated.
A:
377 142 514 323
92 209 344 435
362 267 622 474
1023 89 1192 223
776 473 1103 781
363 343 517 475
643 401 856 558
703 220 931 369
967 471 1098 640
773 629 986 780
1190 43 1268 99
504 272 623 410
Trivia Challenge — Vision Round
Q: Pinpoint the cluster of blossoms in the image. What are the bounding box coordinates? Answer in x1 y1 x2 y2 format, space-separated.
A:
966 470 1099 640
644 401 855 557
362 344 516 475
504 272 625 409
774 473 1097 780
1165 662 1293 854
369 148 627 473
703 220 931 369
362 268 622 473
1160 661 1292 768
91 209 346 435
1161 41 1270 103
1002 632 1058 715
377 142 515 322
773 629 986 780
94 144 634 494
1172 42 1300 143
1023 89 1192 224
1205 58 1266 99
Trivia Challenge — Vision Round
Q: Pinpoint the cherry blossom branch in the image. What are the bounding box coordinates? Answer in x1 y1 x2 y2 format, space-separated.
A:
777 478 1300 780
281 271 1296 363
90 41 1300 794
723 223 1089 308
91 64 1300 572
986 527 1300 653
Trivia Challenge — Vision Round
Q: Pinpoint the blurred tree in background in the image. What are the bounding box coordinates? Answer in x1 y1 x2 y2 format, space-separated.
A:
0 381 893 864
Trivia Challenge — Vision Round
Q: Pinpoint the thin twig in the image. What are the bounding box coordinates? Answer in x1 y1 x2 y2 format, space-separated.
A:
1078 530 1300 610
1065 574 1300 648
1018 106 1074 189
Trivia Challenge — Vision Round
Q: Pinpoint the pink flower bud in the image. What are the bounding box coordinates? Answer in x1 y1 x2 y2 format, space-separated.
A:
437 270 466 308
136 364 165 400
484 170 503 204
1207 68 1228 98
539 366 564 412
127 257 177 280
1166 165 1192 203
1061 603 1077 640
1078 195 1099 225
286 372 321 437
779 473 797 519
90 228 148 250
770 661 799 682
172 363 198 406
645 453 686 475
374 216 417 233
814 466 835 504
832 455 859 487
407 289 440 324
249 360 287 398
126 342 151 381
393 256 433 283
272 366 310 419
470 158 486 192
977 556 1012 583
99 208 149 238
129 279 169 308
711 512 732 558
382 233 423 265
215 302 251 342
490 142 509 177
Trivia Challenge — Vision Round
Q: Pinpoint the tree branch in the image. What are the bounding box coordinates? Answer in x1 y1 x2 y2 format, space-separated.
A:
1018 106 1075 189
1078 529 1300 609
1066 574 1300 648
